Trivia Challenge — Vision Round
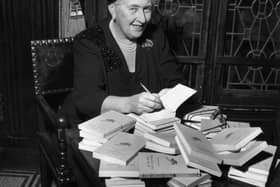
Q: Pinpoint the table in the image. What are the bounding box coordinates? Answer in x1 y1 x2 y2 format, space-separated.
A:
66 129 280 187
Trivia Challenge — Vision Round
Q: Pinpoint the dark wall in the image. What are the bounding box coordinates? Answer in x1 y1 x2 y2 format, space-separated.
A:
0 0 59 144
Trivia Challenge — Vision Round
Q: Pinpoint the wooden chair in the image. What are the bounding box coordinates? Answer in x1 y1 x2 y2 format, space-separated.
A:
31 38 75 186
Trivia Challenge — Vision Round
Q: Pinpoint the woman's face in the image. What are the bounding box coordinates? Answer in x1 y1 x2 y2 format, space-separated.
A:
110 0 153 40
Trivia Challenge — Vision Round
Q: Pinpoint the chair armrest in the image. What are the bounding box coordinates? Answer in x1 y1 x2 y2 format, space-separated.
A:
37 95 72 184
36 95 70 130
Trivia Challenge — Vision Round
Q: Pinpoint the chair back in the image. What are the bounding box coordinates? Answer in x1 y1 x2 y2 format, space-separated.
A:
31 38 74 110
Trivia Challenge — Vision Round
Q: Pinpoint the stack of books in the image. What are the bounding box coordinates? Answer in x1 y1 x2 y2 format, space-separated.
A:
78 110 136 152
167 173 212 187
228 145 278 187
131 110 180 136
132 84 197 136
143 130 179 154
210 127 268 166
183 105 221 123
182 105 227 139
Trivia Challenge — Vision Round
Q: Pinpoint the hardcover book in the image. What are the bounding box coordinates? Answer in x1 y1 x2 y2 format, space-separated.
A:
228 167 268 183
167 173 211 187
145 140 179 155
92 132 145 165
218 141 268 166
79 130 110 143
200 119 224 132
227 144 277 181
130 112 179 130
174 123 221 164
138 152 200 178
210 127 262 152
105 178 145 187
99 156 139 178
228 175 265 187
226 121 250 128
175 136 222 177
183 105 220 122
78 140 100 152
78 110 136 138
247 145 277 175
144 131 177 147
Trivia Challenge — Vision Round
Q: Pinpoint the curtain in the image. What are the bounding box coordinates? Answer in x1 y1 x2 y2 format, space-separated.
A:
79 0 108 27
0 0 59 138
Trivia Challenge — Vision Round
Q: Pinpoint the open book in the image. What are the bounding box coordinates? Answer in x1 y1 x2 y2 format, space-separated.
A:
130 84 196 131
160 84 197 112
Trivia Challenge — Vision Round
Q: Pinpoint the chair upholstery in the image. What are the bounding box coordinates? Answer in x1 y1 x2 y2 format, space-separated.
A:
31 38 74 186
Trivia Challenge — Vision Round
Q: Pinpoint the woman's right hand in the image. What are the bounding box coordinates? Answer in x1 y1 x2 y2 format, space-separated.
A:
125 92 162 114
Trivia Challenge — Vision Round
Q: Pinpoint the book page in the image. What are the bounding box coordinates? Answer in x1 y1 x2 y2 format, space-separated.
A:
160 84 197 112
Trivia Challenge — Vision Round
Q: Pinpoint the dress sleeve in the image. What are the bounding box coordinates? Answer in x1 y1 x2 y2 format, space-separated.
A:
156 28 185 88
72 38 108 119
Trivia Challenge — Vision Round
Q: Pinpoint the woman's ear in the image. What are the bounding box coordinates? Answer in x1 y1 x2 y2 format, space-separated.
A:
108 4 116 21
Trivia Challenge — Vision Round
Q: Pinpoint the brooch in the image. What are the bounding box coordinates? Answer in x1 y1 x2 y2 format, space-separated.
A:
141 39 153 48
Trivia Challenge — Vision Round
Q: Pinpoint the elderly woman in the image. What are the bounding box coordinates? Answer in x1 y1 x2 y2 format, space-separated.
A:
62 0 185 125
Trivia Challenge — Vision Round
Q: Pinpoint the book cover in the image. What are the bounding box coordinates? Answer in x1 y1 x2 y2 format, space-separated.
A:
227 121 250 128
99 156 139 178
175 136 222 177
78 111 136 138
145 141 179 155
92 132 145 165
138 152 200 178
218 141 268 166
168 173 211 187
160 84 197 112
200 119 224 132
174 123 221 164
210 127 262 152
